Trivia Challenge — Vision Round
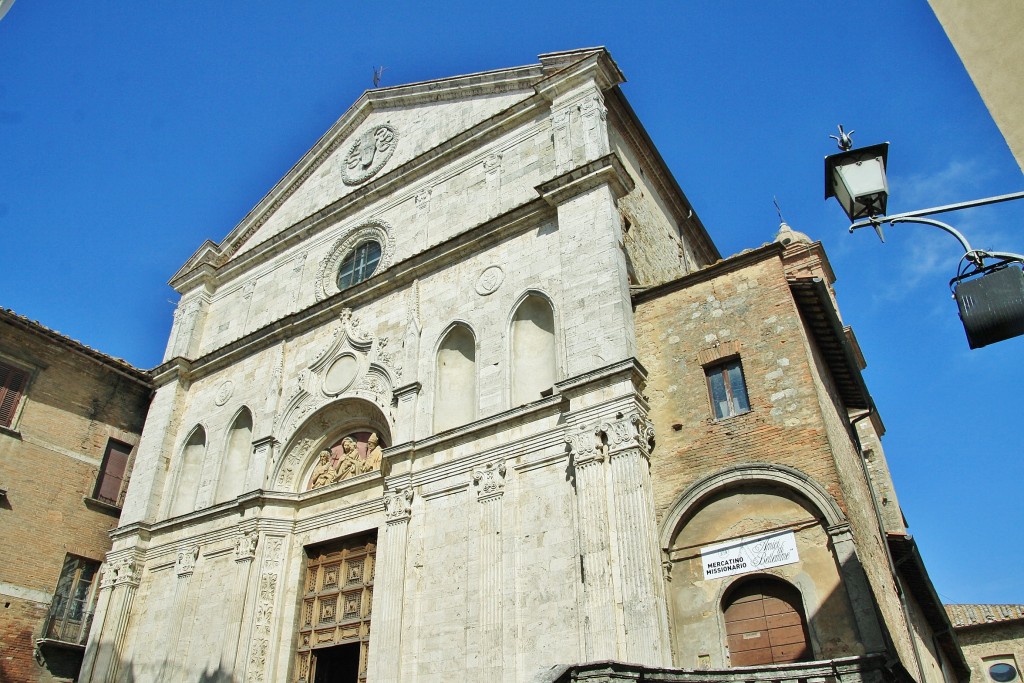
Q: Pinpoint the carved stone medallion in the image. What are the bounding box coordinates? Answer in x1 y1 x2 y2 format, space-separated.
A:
341 124 398 186
475 266 504 296
214 380 235 406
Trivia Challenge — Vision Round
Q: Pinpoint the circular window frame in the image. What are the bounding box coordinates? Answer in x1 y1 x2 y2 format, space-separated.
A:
316 219 395 301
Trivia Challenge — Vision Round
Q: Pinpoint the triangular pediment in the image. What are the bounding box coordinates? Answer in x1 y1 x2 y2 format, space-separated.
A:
165 48 620 289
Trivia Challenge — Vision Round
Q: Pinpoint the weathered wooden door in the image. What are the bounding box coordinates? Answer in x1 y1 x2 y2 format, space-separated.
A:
724 578 810 666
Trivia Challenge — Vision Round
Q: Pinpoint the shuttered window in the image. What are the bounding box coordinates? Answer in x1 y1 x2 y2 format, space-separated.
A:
0 361 30 429
94 439 132 506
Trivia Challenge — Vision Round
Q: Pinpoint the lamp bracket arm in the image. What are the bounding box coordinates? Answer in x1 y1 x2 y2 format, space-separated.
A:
880 190 1024 221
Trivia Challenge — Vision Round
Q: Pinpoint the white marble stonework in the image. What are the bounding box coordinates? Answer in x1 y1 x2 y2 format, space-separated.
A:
83 49 709 683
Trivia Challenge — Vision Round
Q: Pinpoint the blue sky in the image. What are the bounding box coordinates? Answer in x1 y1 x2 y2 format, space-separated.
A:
2 2 1021 605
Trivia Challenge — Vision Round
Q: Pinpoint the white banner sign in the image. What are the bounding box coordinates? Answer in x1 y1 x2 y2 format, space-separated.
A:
701 530 799 580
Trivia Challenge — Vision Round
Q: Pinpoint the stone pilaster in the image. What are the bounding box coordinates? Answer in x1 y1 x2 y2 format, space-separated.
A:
366 487 414 683
80 551 141 683
392 383 421 446
222 528 259 670
602 413 671 666
828 522 886 653
566 423 617 660
248 436 278 493
244 535 286 683
165 545 201 665
472 460 506 678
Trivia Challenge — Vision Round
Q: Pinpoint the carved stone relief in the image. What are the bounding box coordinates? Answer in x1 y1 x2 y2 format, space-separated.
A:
475 266 504 296
214 380 234 407
304 430 385 491
100 554 140 590
235 530 259 561
247 536 284 683
341 124 398 186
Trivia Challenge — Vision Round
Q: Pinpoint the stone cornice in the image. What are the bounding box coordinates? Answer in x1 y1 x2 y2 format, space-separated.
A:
605 86 720 264
157 197 556 385
630 242 785 306
535 153 634 206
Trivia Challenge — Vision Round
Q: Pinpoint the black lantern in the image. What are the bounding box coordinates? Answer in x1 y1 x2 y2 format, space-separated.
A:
824 143 890 222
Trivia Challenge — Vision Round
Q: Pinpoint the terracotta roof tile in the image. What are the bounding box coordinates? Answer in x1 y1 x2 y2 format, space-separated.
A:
945 604 1024 627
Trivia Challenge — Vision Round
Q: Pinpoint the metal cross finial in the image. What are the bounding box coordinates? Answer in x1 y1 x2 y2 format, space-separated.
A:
773 196 785 224
372 66 387 88
829 124 855 151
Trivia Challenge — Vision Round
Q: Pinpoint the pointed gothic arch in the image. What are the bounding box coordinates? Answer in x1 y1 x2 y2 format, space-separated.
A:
433 322 477 433
168 425 207 518
508 291 558 407
215 406 254 503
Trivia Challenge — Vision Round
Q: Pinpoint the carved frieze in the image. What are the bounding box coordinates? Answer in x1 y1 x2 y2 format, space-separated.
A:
384 487 414 524
341 124 398 186
471 460 507 502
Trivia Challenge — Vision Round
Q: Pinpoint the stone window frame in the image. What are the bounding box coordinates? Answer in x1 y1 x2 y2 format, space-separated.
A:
316 219 396 302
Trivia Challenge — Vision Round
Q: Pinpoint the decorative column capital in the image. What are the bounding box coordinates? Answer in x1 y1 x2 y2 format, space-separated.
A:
235 529 259 562
176 545 200 577
471 460 507 502
384 487 414 524
566 423 603 468
599 412 655 458
101 553 141 590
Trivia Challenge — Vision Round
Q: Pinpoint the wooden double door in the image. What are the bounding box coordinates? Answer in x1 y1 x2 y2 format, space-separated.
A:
295 534 376 682
724 578 811 666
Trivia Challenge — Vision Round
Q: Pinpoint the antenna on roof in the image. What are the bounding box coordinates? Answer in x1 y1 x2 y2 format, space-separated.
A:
773 196 786 224
372 66 387 88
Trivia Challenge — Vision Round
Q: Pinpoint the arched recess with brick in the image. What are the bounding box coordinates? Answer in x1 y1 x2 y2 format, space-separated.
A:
658 464 869 669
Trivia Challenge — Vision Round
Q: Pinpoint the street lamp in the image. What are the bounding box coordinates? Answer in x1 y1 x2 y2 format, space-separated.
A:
824 125 1024 348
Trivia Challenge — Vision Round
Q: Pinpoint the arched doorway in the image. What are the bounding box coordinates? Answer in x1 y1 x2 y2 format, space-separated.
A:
723 577 811 666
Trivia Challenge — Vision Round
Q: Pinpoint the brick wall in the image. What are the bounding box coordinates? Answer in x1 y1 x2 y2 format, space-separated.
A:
0 317 151 682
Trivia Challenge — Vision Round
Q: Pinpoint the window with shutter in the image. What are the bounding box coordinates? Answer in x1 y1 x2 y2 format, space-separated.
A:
94 439 132 506
0 360 30 429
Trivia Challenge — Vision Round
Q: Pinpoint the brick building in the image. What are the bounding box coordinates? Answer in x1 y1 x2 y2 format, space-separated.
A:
0 309 152 682
946 605 1024 683
79 48 967 683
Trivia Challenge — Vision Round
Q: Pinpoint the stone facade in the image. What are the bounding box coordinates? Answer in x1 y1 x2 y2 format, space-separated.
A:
81 49 965 683
0 309 152 682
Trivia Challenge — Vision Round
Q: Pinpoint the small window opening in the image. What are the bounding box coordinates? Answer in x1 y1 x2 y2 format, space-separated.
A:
705 357 750 419
337 240 382 290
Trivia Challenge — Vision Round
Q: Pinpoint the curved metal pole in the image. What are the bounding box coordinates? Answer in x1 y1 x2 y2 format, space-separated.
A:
849 215 1024 267
886 216 975 253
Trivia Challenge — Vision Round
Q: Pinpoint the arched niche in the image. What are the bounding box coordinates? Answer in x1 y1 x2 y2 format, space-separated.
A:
215 407 253 503
433 323 476 432
272 398 392 493
509 292 557 406
168 425 207 517
659 467 863 668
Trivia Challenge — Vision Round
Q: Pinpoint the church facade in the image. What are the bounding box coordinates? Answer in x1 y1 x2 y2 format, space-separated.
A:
81 49 965 683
